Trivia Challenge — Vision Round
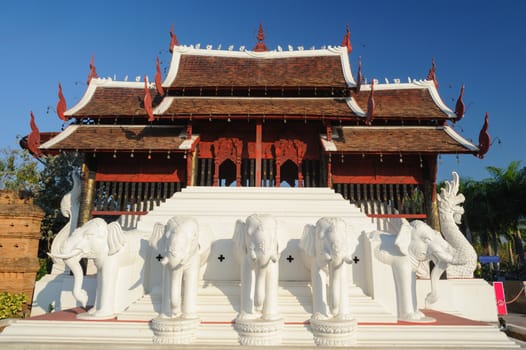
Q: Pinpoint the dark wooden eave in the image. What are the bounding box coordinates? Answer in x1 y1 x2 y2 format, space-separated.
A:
38 125 194 153
322 126 479 154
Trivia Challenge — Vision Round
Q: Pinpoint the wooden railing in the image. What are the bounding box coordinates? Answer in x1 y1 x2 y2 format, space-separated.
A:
195 158 324 187
333 183 426 217
92 181 184 216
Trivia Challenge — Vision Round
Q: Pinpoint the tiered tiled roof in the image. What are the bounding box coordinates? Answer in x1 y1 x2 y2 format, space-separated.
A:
322 126 478 154
168 55 348 88
62 46 457 123
64 81 160 118
27 40 481 156
39 125 196 152
155 97 358 118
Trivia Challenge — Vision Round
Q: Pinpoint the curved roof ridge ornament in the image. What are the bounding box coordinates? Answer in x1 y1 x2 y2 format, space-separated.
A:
144 76 154 122
169 24 179 53
28 111 42 157
56 83 67 122
86 54 99 86
426 58 438 89
253 23 269 52
366 79 375 125
155 57 165 96
341 24 352 54
356 57 363 94
454 84 465 123
477 112 490 158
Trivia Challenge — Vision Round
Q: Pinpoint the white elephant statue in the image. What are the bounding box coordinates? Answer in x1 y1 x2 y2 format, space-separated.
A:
48 218 145 320
153 216 211 319
299 217 358 321
233 214 282 321
369 218 467 322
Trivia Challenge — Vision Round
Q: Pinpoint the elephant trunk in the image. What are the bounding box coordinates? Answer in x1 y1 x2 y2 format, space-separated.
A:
64 255 88 307
329 262 340 314
254 266 266 311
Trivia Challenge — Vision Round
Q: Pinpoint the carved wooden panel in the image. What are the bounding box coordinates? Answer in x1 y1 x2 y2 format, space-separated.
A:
212 137 243 186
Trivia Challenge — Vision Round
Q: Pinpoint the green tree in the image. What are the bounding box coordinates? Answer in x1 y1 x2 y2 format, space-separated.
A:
0 148 40 195
0 147 82 276
460 161 526 268
35 152 82 259
485 161 526 264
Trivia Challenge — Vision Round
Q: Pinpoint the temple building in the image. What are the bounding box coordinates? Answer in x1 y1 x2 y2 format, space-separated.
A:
24 25 489 230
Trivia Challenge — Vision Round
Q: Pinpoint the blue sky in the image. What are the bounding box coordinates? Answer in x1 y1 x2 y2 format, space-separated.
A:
1 0 524 181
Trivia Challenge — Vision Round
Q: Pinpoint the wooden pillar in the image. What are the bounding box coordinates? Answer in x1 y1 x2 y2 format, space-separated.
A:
327 153 332 188
424 155 440 231
186 151 194 186
78 159 96 227
235 155 242 186
255 121 262 187
213 158 220 186
275 155 281 188
297 161 304 187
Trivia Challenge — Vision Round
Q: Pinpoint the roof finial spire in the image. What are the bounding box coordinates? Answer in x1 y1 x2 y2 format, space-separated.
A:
341 24 352 54
144 76 154 122
155 57 165 96
56 83 67 121
28 111 42 157
169 23 179 53
477 112 490 158
454 84 465 123
356 57 363 94
426 58 438 89
86 54 98 85
366 79 375 125
253 23 269 52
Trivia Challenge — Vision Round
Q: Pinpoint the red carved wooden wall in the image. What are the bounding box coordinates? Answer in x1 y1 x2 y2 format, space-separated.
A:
274 139 307 187
212 137 243 186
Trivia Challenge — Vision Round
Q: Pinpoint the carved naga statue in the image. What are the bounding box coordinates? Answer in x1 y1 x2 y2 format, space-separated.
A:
49 171 81 274
437 172 477 278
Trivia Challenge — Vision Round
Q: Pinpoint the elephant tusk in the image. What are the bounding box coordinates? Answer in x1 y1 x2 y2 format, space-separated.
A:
47 249 82 260
270 255 278 263
344 257 353 264
160 257 169 265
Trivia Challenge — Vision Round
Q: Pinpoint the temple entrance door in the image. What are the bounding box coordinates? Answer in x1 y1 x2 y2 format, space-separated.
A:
212 137 243 187
274 139 307 188
218 159 236 186
279 160 298 187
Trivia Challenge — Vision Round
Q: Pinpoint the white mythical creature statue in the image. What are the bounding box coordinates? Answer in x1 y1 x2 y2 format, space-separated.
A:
233 214 282 321
299 217 358 321
48 218 146 319
369 218 467 322
437 171 478 278
49 171 81 274
151 216 212 319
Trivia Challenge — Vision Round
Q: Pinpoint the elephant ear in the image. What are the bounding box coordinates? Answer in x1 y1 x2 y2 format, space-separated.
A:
107 221 127 256
299 224 316 257
345 220 359 255
394 218 412 256
275 220 287 255
198 222 213 265
150 222 165 251
232 219 246 262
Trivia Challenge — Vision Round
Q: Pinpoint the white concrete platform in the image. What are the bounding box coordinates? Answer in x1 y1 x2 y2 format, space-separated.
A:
9 186 514 348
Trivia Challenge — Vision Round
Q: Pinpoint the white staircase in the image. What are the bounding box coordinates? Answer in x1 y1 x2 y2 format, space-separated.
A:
1 187 517 348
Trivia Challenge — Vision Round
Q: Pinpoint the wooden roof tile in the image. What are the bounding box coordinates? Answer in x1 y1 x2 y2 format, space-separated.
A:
353 88 447 119
170 55 347 88
158 97 357 117
331 127 477 154
72 87 161 117
40 125 187 151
